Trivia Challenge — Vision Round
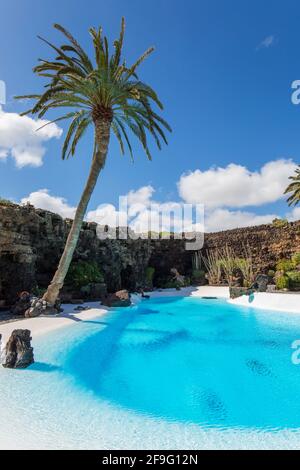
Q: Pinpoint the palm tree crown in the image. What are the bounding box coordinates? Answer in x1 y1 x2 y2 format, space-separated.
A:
17 18 171 161
285 165 300 206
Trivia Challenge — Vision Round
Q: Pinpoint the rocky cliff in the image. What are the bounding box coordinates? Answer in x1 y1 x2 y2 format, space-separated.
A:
0 203 191 305
0 202 300 306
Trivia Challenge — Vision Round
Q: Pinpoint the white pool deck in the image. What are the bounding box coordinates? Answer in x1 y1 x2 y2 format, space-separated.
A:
0 286 299 345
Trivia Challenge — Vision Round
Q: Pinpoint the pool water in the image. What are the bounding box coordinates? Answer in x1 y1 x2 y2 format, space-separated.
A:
1 296 300 449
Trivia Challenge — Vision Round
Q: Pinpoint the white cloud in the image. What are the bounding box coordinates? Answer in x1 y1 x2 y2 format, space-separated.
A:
19 158 300 235
287 206 300 222
0 109 62 168
86 203 128 227
257 35 275 50
127 185 155 217
204 208 277 233
21 189 76 219
178 159 297 209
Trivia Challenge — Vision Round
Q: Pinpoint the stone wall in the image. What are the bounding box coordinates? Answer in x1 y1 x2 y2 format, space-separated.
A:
0 203 190 305
0 202 300 306
204 222 300 273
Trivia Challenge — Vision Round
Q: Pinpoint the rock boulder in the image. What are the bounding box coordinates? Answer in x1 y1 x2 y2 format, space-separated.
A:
2 329 34 369
101 289 131 307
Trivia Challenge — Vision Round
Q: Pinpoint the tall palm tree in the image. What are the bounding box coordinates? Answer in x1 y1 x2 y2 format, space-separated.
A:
17 18 171 308
285 165 300 206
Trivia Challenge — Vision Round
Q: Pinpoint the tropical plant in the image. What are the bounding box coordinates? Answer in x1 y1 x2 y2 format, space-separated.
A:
201 250 222 285
292 252 300 268
285 165 300 206
145 266 155 288
17 19 171 307
286 271 300 290
276 258 294 273
235 245 254 287
218 245 237 287
65 261 104 289
191 269 206 284
276 275 290 290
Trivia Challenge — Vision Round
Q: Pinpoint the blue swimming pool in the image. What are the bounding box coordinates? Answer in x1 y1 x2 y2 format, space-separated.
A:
1 296 300 449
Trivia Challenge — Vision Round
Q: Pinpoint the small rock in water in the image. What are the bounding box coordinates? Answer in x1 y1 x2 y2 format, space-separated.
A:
101 289 131 307
2 329 34 369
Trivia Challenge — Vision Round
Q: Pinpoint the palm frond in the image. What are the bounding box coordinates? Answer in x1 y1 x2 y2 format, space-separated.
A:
17 19 171 161
285 166 300 206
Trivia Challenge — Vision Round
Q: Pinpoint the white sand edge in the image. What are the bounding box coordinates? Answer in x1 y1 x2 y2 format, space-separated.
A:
0 301 108 345
229 291 300 313
1 286 300 345
148 285 230 299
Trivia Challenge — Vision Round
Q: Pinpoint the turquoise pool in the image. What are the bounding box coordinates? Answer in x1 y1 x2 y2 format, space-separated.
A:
1 296 300 449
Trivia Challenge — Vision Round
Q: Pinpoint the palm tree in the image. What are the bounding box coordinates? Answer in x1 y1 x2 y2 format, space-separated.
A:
285 165 300 206
17 18 171 308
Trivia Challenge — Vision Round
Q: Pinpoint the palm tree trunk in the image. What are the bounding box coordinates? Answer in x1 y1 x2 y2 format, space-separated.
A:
42 119 111 305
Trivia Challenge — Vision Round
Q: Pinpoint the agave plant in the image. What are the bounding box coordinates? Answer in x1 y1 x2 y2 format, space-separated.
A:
285 165 300 206
17 18 171 306
201 249 222 285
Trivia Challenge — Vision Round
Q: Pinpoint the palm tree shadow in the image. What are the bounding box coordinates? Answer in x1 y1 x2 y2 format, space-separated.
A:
29 362 61 373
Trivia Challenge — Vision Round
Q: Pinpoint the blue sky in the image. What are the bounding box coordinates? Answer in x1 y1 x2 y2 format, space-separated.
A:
0 0 300 231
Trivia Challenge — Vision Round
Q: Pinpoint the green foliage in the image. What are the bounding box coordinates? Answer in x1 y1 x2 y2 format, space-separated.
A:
32 285 46 297
268 269 275 278
163 280 181 289
145 267 155 283
276 259 294 273
276 275 290 290
16 18 171 163
0 198 16 207
235 252 254 288
292 252 300 267
272 218 289 228
191 269 206 283
66 261 103 288
285 165 300 207
287 271 300 290
201 250 222 285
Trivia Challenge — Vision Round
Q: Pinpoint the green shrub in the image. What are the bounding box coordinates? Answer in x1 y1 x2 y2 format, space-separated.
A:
276 275 290 290
287 271 300 290
163 280 181 289
268 269 275 278
145 267 155 284
191 269 206 283
0 198 16 207
66 261 104 288
32 285 46 297
276 259 294 273
272 218 289 228
292 252 300 268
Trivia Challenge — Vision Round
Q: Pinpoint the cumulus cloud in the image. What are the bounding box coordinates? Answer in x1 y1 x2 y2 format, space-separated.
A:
130 201 199 233
21 189 76 219
0 109 62 168
204 208 277 233
19 156 300 235
287 206 300 222
127 185 155 217
86 203 128 227
178 159 297 209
